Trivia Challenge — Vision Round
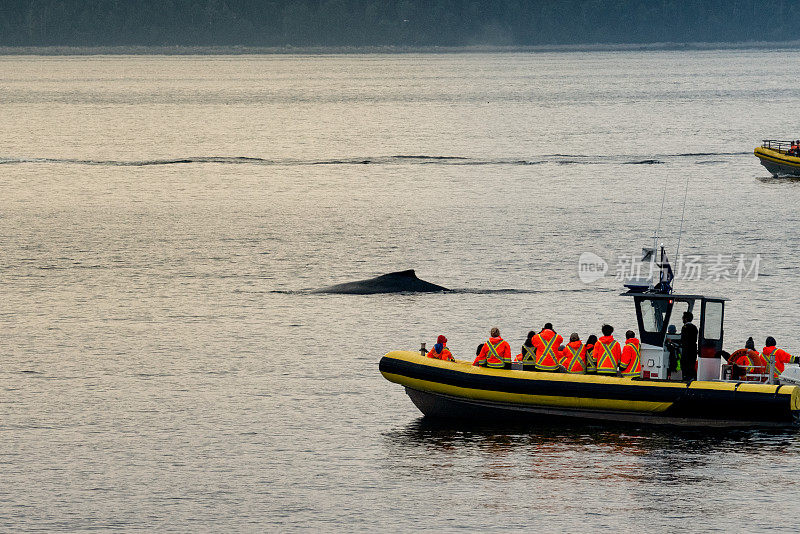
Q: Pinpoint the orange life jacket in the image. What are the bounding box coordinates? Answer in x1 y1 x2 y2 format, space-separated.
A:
730 349 766 380
428 346 454 361
533 329 563 371
560 340 585 374
473 337 511 368
593 336 621 375
620 338 642 377
763 346 793 381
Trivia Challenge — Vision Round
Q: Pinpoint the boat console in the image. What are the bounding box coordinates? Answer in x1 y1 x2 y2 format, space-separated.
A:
622 291 726 381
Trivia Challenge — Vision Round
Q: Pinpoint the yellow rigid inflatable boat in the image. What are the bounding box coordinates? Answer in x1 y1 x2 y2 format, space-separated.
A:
380 351 800 427
381 263 800 428
754 140 800 177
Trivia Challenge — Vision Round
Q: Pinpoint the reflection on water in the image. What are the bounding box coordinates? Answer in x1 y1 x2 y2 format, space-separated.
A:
381 418 800 529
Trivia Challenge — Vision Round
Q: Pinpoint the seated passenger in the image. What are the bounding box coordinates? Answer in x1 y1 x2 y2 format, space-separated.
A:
427 335 454 361
619 330 642 377
515 330 538 370
763 336 795 382
532 323 563 372
728 337 765 381
583 334 598 374
473 327 512 369
592 324 622 376
560 333 586 374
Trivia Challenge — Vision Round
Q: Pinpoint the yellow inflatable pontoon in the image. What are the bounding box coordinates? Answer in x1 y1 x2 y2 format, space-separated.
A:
380 351 800 427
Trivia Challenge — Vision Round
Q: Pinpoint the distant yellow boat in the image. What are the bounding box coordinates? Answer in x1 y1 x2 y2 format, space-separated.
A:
754 140 800 177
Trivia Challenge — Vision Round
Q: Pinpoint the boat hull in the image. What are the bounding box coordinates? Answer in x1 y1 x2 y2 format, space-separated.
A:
380 351 800 428
754 146 800 177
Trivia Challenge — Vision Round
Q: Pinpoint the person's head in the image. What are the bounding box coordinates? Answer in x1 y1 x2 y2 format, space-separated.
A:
667 325 677 334
587 334 598 345
626 330 635 340
490 327 500 338
526 330 536 344
765 336 776 347
745 337 755 350
683 312 693 324
437 335 447 345
543 322 553 331
601 324 613 336
570 332 580 343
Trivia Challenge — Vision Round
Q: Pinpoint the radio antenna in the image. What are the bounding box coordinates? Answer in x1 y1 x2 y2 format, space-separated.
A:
653 172 669 251
675 173 690 260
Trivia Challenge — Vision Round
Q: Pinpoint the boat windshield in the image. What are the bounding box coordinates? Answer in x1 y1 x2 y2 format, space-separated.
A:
640 298 670 334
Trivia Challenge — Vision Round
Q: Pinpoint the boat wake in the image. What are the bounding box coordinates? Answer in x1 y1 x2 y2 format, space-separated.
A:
0 151 750 168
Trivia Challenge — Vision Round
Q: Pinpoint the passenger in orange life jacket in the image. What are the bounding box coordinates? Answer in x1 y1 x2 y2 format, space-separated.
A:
762 336 796 382
532 323 563 372
473 327 512 368
619 330 642 377
583 335 598 374
515 330 538 370
729 337 766 381
592 324 622 375
560 333 586 374
427 335 454 361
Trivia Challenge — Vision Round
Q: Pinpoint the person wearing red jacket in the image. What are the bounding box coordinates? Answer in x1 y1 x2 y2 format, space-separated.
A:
532 323 563 372
592 324 622 376
728 337 766 381
763 337 795 382
559 333 585 374
427 335 454 361
620 330 642 377
473 327 512 369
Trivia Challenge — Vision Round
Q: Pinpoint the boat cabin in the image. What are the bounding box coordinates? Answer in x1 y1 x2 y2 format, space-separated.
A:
621 291 727 381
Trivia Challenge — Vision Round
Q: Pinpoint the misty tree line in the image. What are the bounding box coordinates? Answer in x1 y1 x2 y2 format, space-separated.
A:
1 0 800 46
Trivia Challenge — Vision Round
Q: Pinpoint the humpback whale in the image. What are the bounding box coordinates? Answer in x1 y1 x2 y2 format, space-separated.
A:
316 269 449 294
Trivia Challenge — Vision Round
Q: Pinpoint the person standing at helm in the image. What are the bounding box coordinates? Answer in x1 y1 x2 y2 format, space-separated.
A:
763 337 795 382
681 312 699 382
583 335 598 374
560 333 585 374
515 330 538 371
428 335 454 361
620 330 642 377
592 324 622 376
532 323 563 372
473 327 512 369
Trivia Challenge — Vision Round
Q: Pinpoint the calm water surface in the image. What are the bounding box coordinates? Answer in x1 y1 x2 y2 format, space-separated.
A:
2 51 800 531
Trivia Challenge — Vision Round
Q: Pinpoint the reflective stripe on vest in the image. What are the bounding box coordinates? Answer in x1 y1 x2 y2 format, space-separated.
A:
622 343 641 377
765 347 781 379
486 341 506 368
563 344 585 374
522 345 537 362
597 341 619 374
586 345 597 371
536 334 560 370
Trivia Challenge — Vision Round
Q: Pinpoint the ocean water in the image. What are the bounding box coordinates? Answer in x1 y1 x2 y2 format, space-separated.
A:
2 50 800 531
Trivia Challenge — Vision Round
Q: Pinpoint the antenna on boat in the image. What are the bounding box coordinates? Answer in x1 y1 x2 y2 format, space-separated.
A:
653 172 669 253
675 172 690 261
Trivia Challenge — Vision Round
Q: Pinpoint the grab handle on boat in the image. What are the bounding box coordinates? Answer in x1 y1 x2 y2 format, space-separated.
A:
420 342 428 357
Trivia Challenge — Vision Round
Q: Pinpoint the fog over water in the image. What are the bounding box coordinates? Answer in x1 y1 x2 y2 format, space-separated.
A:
2 51 800 531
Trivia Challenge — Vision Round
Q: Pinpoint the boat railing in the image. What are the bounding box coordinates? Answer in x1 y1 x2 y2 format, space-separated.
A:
762 139 795 153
